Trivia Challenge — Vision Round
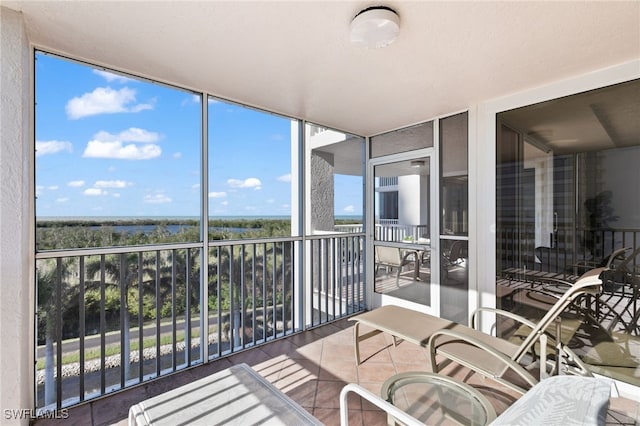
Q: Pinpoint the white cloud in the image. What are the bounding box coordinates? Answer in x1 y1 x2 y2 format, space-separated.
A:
144 194 172 204
55 198 69 203
83 128 162 160
220 201 228 206
227 177 262 190
68 180 85 187
112 193 121 198
84 188 107 196
36 140 73 156
93 128 160 143
66 87 153 119
277 174 291 183
83 141 161 160
173 152 182 159
47 185 59 191
192 183 200 189
208 191 227 198
93 70 134 83
35 185 44 196
343 205 356 213
94 180 131 189
266 198 275 204
107 166 117 172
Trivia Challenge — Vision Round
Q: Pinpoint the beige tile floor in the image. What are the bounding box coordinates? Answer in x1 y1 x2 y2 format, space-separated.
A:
34 317 639 426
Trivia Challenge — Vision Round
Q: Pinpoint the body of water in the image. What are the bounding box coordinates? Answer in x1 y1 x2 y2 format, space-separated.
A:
37 215 362 235
87 224 252 235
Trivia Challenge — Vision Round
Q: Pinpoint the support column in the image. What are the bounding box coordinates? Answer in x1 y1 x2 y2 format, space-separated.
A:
310 150 335 232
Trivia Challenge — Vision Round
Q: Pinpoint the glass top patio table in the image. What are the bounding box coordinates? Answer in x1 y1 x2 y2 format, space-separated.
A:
381 372 497 426
128 363 322 425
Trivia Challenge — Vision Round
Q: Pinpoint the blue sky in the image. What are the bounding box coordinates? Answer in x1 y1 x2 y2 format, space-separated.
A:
35 52 362 219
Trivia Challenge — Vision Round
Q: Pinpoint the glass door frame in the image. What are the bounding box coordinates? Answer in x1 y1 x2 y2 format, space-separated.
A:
366 148 440 315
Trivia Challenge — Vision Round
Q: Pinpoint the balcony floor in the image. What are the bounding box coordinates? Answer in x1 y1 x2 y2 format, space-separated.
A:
35 317 640 426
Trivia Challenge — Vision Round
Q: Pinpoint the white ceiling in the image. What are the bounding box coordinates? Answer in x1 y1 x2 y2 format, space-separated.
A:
3 0 640 136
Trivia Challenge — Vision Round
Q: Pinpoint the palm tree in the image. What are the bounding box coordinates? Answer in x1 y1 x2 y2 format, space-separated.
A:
166 248 201 364
209 240 293 349
210 245 254 348
36 258 78 406
85 252 164 381
84 247 201 379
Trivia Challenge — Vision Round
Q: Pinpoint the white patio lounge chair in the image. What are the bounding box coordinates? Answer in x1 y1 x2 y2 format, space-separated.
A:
428 267 607 395
351 268 606 395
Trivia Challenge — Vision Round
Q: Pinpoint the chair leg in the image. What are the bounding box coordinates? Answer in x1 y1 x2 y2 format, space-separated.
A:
354 322 361 365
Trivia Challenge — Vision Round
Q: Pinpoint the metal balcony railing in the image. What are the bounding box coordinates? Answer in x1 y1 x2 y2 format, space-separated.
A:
34 233 365 413
378 176 398 187
375 224 429 243
334 223 429 244
307 233 365 326
497 226 640 278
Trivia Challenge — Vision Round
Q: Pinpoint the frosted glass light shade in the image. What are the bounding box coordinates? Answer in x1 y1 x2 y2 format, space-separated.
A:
350 7 400 49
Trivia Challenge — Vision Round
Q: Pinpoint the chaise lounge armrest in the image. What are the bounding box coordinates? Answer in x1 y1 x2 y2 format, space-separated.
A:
470 306 568 361
471 307 538 331
428 327 539 395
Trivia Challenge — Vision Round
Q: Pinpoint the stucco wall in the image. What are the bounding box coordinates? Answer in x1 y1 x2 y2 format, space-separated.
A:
310 150 334 231
0 6 34 425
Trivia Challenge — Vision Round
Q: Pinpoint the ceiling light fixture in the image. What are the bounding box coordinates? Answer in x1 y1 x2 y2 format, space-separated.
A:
410 160 425 168
350 6 400 49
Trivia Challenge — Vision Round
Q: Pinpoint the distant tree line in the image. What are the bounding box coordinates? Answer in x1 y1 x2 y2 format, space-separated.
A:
37 217 361 251
36 218 294 251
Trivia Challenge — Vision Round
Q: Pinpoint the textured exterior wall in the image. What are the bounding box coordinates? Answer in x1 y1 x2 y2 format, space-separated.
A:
0 6 34 425
310 151 334 232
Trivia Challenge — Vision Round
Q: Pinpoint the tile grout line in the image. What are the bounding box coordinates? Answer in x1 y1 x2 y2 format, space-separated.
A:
311 336 324 417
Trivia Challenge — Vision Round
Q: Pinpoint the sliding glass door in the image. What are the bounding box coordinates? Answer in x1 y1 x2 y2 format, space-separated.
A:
495 79 640 387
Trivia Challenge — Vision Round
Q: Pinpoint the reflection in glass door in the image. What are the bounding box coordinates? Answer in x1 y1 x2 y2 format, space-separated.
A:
439 112 469 324
373 157 432 306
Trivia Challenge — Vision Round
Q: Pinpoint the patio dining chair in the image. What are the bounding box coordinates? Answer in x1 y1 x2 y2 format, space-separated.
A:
428 267 607 395
375 245 418 286
575 247 640 335
441 240 468 284
503 267 640 386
